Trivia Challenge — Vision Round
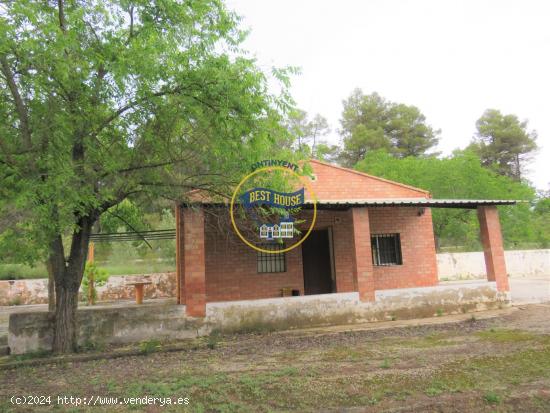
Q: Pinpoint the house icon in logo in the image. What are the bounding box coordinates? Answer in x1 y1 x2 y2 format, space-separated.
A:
259 217 295 240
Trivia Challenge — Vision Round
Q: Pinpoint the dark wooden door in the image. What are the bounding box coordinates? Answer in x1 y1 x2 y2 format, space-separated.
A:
302 230 333 295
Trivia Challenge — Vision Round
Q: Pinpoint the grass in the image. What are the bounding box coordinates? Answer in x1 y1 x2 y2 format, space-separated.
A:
475 328 538 342
0 263 47 280
139 339 162 354
2 324 550 412
381 332 454 349
119 345 550 410
0 261 175 280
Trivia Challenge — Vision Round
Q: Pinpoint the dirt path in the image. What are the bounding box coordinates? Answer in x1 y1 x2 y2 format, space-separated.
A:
1 304 550 412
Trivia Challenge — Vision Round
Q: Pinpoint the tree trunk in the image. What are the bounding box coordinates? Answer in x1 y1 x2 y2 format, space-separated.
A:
51 215 93 353
53 281 79 353
46 261 55 312
515 153 521 181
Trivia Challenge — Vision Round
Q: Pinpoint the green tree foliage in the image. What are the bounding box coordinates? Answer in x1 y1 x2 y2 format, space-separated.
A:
470 109 538 181
355 150 538 250
0 0 295 352
308 114 330 153
100 200 148 234
313 142 340 162
533 195 550 248
286 109 332 156
286 109 310 151
339 89 440 166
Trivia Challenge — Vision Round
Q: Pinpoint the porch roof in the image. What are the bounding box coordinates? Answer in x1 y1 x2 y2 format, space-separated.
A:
302 198 522 209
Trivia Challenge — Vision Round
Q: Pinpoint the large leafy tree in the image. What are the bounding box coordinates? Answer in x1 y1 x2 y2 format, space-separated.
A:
339 89 440 166
470 109 538 181
355 150 536 250
0 0 294 352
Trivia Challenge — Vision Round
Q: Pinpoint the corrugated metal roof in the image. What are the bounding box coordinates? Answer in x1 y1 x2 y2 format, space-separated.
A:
301 198 522 209
187 198 523 209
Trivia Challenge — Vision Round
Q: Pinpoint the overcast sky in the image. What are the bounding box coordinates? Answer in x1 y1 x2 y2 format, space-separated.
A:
227 0 549 190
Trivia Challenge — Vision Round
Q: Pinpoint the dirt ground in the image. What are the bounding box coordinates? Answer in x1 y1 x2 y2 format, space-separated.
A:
1 304 550 412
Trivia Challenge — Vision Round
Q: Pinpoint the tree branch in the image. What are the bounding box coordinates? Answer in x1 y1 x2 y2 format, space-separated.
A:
57 0 67 33
129 5 134 41
105 210 153 249
91 84 218 139
0 55 32 149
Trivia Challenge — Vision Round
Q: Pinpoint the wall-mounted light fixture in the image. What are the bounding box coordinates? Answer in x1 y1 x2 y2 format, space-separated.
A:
417 207 426 216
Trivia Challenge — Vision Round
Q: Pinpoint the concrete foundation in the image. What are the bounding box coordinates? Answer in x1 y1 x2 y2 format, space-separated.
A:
8 281 507 355
8 300 202 355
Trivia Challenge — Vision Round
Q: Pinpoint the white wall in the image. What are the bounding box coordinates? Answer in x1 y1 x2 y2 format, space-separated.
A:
437 249 550 280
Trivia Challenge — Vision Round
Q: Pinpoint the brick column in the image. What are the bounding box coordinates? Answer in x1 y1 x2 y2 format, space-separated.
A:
183 207 207 317
477 205 509 292
175 204 183 304
350 207 375 301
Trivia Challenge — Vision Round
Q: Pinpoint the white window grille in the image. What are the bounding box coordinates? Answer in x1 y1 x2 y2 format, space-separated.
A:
279 221 294 238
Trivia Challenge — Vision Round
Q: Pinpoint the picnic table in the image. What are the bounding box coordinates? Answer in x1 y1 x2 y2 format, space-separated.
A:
126 281 152 304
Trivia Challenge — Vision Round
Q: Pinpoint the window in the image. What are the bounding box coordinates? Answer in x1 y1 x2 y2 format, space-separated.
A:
257 243 286 273
279 221 294 238
259 225 269 239
371 233 402 266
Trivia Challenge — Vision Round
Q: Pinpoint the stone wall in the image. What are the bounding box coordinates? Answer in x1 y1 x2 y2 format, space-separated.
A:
8 281 507 354
1 249 548 306
0 272 176 306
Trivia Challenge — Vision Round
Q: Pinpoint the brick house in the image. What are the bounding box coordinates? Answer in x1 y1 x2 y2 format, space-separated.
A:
175 160 514 317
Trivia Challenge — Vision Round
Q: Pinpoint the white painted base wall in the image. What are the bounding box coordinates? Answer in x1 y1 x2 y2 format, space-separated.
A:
205 281 506 332
437 249 550 280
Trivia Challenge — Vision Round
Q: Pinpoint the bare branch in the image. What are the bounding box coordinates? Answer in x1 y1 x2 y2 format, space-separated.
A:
105 209 153 249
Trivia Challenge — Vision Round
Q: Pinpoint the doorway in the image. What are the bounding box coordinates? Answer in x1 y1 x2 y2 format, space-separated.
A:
302 229 334 295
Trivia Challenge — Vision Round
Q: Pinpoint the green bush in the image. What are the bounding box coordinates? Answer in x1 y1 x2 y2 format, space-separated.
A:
483 391 501 404
81 263 109 305
139 339 161 354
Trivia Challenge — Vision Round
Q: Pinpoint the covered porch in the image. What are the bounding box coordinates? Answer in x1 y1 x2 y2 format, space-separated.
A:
175 199 516 317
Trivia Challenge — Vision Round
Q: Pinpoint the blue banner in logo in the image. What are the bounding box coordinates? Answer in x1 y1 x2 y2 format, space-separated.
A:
239 188 304 210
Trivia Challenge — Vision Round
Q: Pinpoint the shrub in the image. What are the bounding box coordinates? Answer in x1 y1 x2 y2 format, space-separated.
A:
207 332 221 350
139 339 161 354
81 263 109 305
380 358 391 369
483 391 501 404
8 296 22 306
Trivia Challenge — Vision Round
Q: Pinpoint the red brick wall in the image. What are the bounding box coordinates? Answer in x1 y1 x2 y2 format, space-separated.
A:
204 215 304 302
183 208 207 317
307 160 429 200
478 206 509 292
200 206 438 303
369 207 439 289
350 208 375 301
